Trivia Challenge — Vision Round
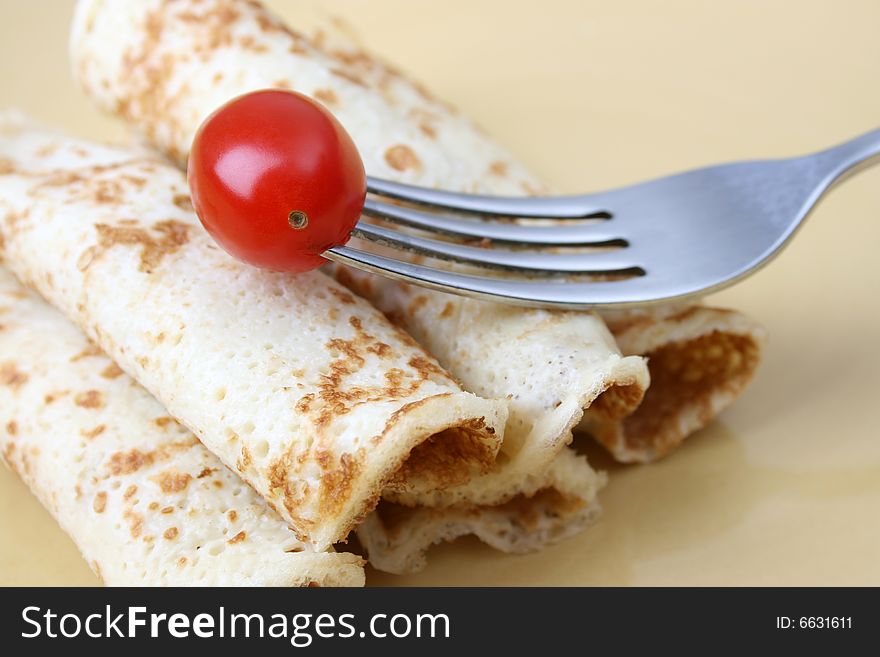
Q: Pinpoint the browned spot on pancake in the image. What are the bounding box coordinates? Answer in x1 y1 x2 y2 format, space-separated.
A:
161 506 174 514
148 502 159 511
227 530 247 544
367 342 392 358
273 78 291 89
407 295 428 316
0 362 27 388
80 424 106 440
177 557 187 567
213 480 223 488
74 389 104 409
239 35 268 53
237 445 252 471
313 88 338 106
325 337 366 369
383 368 407 396
0 158 15 175
407 355 448 380
70 344 103 361
227 510 238 522
94 219 190 273
318 452 360 516
107 448 154 476
92 491 107 513
100 363 124 379
266 451 308 528
169 193 193 213
3 210 26 230
152 469 192 494
163 527 179 540
439 302 454 318
295 393 315 413
328 287 356 305
490 161 509 176
125 509 143 538
85 178 126 204
196 466 216 479
255 8 300 39
330 68 367 87
384 144 421 172
35 160 145 189
123 484 138 499
328 45 374 68
314 336 372 427
5 421 17 436
289 42 307 54
120 174 147 188
35 143 58 157
44 390 68 405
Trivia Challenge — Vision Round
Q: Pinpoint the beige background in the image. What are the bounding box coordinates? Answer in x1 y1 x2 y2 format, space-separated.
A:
1 0 879 586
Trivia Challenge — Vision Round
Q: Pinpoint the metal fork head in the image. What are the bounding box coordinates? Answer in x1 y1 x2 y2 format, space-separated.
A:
324 128 880 309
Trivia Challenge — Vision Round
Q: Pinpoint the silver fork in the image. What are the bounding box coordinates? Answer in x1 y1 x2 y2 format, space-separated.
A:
322 128 880 309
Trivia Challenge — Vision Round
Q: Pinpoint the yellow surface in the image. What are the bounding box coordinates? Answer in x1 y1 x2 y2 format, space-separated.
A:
1 0 879 586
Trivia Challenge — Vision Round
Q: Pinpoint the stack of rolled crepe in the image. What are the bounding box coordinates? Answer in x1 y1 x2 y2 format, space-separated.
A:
0 267 364 585
0 0 765 583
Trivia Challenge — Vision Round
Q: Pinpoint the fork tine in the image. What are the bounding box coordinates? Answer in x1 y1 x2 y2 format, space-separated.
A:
323 245 654 308
352 222 640 275
367 176 606 218
362 198 625 246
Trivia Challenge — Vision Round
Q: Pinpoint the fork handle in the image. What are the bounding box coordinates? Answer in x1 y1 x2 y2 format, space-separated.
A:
809 127 880 188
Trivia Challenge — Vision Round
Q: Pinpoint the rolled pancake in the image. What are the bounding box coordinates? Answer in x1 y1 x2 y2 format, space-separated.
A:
0 267 364 586
69 0 761 570
580 305 766 462
0 113 506 550
359 448 605 574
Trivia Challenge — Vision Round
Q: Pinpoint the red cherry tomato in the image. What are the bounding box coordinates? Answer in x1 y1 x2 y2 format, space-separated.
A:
188 89 365 272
